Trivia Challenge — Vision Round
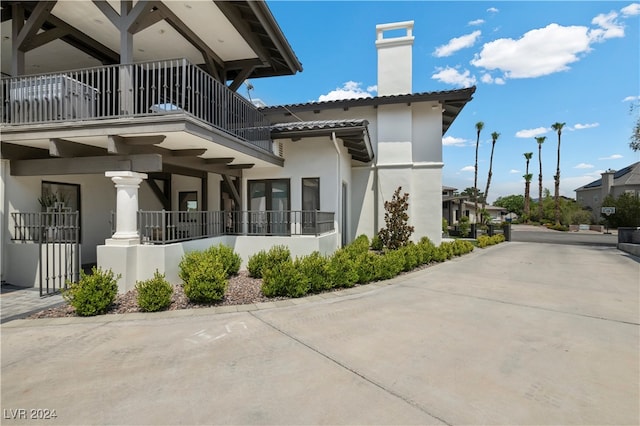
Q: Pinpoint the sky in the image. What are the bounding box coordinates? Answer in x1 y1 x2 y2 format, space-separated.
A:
246 1 640 203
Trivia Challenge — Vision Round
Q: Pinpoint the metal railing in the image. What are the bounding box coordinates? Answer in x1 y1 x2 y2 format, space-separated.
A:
11 211 79 243
134 210 336 244
1 59 272 150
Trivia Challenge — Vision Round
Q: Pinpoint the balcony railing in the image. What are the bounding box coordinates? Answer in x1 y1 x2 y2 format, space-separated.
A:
1 59 272 151
115 210 335 244
11 211 80 243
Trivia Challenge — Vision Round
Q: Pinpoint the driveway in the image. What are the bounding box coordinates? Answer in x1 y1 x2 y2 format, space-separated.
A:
1 242 638 425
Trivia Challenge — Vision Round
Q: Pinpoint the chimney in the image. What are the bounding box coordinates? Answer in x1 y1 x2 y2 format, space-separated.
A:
375 21 414 96
601 169 615 201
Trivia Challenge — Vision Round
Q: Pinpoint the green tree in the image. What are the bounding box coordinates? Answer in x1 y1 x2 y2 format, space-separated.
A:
461 187 485 204
551 122 566 225
378 187 415 250
494 194 524 217
482 131 500 223
602 193 640 227
523 152 533 221
474 121 484 224
535 136 546 221
630 102 640 152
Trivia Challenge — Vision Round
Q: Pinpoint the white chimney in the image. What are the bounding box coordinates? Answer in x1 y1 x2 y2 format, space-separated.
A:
601 169 615 201
375 21 414 96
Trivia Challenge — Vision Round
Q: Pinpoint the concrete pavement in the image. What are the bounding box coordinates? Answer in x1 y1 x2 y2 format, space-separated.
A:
1 242 639 425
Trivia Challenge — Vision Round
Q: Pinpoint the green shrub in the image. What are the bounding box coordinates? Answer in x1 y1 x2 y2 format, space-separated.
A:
62 267 119 316
136 271 173 312
477 234 505 248
297 252 331 293
399 243 419 272
458 216 471 237
374 249 404 280
345 234 371 257
354 251 379 284
262 260 310 298
442 218 449 236
378 187 415 250
371 234 383 251
207 244 241 277
327 249 359 288
416 237 436 265
451 239 474 256
183 256 227 303
247 245 291 278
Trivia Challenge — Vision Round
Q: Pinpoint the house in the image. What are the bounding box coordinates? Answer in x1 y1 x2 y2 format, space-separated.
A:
442 186 506 225
1 3 474 294
575 162 640 220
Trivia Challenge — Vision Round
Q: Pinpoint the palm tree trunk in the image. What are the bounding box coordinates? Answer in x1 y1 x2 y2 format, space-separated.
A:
474 141 479 224
538 144 543 221
482 142 496 221
554 135 561 225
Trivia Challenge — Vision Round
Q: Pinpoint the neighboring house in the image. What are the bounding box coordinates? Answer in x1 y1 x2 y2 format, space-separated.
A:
1 3 474 293
575 162 640 221
442 186 506 224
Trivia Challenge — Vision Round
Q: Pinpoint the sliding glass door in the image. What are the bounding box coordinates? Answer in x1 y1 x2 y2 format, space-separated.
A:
248 179 290 235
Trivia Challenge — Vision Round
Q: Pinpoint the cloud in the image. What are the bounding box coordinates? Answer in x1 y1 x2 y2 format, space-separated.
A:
487 7 499 13
621 3 640 16
480 73 505 85
515 127 549 138
471 24 592 79
509 169 520 174
573 122 599 130
461 165 475 172
317 81 375 101
623 95 640 102
598 154 623 160
469 19 485 26
366 85 378 93
589 11 625 42
434 30 482 57
574 163 595 169
443 136 469 147
431 66 477 87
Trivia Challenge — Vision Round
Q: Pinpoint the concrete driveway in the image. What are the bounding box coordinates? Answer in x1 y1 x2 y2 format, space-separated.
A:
1 242 638 425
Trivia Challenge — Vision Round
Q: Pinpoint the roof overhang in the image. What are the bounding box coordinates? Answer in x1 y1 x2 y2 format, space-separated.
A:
271 119 374 163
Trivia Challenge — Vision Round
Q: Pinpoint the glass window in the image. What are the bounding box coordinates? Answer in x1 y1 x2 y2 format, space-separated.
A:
248 179 290 235
302 178 320 211
179 191 198 211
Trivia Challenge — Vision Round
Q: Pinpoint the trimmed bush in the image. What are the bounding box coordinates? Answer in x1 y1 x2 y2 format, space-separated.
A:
327 248 359 288
62 267 119 316
247 245 291 278
371 234 383 251
262 259 310 298
374 249 404 280
477 234 506 248
182 255 227 303
136 270 173 312
297 252 331 293
207 244 241 277
416 237 436 265
345 234 371 257
399 243 420 272
354 251 379 284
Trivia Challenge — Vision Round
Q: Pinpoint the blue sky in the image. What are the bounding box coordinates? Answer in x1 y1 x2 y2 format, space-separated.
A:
249 1 640 203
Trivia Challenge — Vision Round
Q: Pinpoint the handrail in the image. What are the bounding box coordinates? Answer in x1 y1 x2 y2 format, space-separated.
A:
1 59 272 151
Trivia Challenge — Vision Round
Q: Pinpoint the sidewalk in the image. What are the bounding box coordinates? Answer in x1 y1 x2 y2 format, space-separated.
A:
0 284 65 323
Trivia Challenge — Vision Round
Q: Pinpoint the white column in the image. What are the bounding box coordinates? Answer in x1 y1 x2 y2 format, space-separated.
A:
106 171 147 245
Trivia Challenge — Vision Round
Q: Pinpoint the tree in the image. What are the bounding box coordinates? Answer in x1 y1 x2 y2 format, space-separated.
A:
378 187 414 250
551 122 566 226
630 102 640 152
482 131 500 223
535 136 546 221
473 122 484 225
494 194 524 217
601 193 640 227
461 187 485 204
523 152 533 221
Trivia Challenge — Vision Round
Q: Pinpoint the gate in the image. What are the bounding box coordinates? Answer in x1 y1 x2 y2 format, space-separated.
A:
11 208 80 296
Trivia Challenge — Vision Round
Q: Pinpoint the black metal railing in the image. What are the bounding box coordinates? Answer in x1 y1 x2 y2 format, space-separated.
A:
131 210 336 244
1 59 272 150
11 211 79 243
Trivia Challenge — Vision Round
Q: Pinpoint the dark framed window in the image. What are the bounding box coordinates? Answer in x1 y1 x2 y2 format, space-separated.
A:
302 178 320 211
40 181 81 241
248 179 290 235
179 191 198 211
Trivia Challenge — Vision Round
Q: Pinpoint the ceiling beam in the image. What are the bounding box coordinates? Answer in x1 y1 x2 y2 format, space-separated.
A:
222 174 241 207
49 138 106 157
214 1 271 65
23 26 69 51
204 157 235 164
227 164 254 170
227 64 256 92
16 1 57 51
170 149 207 157
1 142 49 160
10 154 163 176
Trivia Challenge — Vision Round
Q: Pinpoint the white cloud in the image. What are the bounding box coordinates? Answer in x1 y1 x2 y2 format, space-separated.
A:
589 12 625 42
574 163 594 169
573 122 599 130
317 81 375 102
621 3 640 16
487 7 499 13
598 154 624 160
431 66 477 87
480 73 505 85
469 19 485 26
515 127 549 138
509 169 520 174
461 165 475 172
471 24 592 79
366 85 378 93
623 95 640 102
434 30 482 57
443 136 468 147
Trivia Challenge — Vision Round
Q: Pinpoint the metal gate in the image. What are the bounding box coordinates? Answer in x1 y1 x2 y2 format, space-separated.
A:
11 209 80 296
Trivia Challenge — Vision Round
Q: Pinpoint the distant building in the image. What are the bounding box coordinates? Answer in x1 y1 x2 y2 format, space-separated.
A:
442 186 506 224
575 162 640 220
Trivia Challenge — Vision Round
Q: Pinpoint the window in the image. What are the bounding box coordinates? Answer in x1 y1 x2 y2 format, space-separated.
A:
302 178 320 211
179 191 198 211
40 181 81 241
248 179 290 235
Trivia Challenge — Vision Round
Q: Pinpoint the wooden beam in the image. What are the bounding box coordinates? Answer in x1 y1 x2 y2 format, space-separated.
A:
163 157 242 178
10 154 163 176
214 1 271 64
127 2 164 34
49 139 106 158
107 135 166 154
91 0 121 28
22 27 69 51
227 164 254 170
1 143 49 160
16 1 56 51
204 157 235 164
227 64 256 92
146 178 170 210
222 174 241 207
12 4 25 76
170 149 207 157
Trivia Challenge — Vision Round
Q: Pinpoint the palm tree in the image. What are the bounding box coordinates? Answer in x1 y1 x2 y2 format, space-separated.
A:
551 122 565 225
482 131 500 223
523 152 533 221
474 122 484 225
535 136 546 222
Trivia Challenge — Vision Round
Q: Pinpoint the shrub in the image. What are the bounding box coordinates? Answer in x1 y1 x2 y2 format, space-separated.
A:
398 243 419 272
327 249 359 288
207 244 241 277
354 251 379 284
378 187 415 250
297 252 331 293
62 267 119 316
458 216 471 237
183 256 227 303
247 245 291 278
136 270 173 312
477 234 505 248
452 239 474 256
374 249 404 280
416 237 436 265
371 234 383 251
262 260 310 298
345 234 371 257
442 218 449 236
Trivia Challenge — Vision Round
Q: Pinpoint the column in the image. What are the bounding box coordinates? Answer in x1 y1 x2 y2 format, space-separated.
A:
106 171 147 245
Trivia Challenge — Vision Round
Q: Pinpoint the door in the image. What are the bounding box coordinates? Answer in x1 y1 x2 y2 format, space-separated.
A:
248 179 290 235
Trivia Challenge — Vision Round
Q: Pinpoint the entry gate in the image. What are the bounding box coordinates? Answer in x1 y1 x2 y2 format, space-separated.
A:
11 208 80 296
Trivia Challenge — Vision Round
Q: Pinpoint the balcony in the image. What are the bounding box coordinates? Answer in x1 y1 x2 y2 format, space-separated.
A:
1 59 272 152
